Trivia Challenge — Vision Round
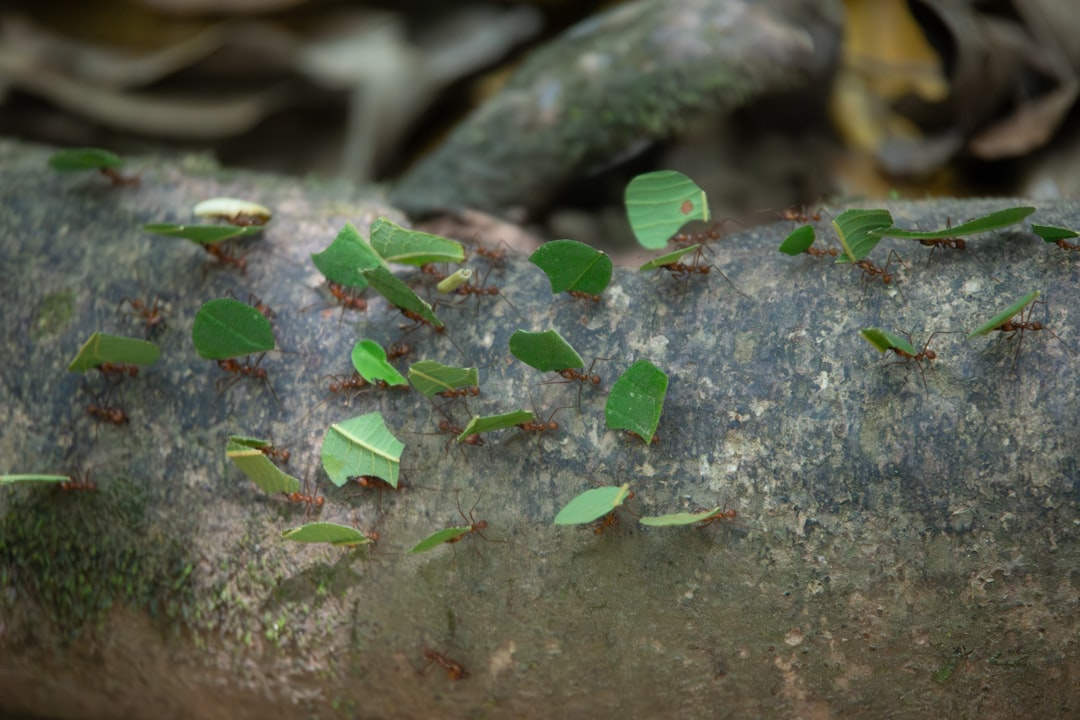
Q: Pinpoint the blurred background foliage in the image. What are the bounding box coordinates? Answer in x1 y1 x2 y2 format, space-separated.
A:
2 0 1078 253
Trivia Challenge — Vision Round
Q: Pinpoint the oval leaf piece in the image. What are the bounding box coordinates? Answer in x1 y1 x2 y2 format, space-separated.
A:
351 340 408 386
321 412 404 488
457 410 533 442
144 223 263 245
778 225 816 255
310 222 382 289
1032 224 1079 242
873 207 1036 240
48 148 123 171
604 360 668 444
192 298 275 359
369 217 465 265
859 328 917 356
554 484 632 525
529 239 613 294
282 522 373 547
408 360 479 398
408 526 473 554
509 329 584 372
967 290 1040 340
226 438 300 494
832 209 893 264
625 171 709 250
68 331 160 372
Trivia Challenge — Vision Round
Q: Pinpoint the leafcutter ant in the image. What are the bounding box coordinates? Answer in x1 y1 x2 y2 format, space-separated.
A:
326 281 368 314
590 490 637 535
284 479 325 519
777 206 823 224
444 491 493 557
61 469 98 492
117 293 167 336
421 648 469 681
879 330 957 391
215 353 280 406
470 236 511 266
918 219 966 263
985 297 1070 371
259 443 290 465
622 430 660 445
86 403 128 426
386 343 414 361
454 267 519 316
203 241 248 273
854 250 905 297
541 357 607 412
659 246 745 297
97 362 139 381
514 402 567 461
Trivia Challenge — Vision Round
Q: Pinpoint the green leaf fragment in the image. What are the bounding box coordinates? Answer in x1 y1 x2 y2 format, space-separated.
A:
554 484 632 525
967 290 1040 340
408 360 479 398
193 198 272 224
67 331 161 372
369 217 465 265
143 223 264 244
226 438 301 494
437 268 473 293
529 239 613 294
0 474 71 485
859 328 917 356
310 222 381 289
282 522 373 547
321 412 404 488
362 265 442 327
1031 224 1079 242
625 170 710 250
409 526 473 554
191 298 275 359
457 410 534 442
832 209 893 264
48 148 123 171
873 207 1036 240
778 225 816 255
351 340 408 386
638 244 702 272
639 507 726 527
508 329 584 372
604 360 668 444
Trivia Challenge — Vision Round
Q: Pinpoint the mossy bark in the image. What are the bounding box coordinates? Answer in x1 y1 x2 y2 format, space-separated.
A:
1 140 1078 718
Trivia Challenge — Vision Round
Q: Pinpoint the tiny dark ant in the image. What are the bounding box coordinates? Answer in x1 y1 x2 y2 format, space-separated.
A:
117 294 166 336
422 648 469 681
216 353 280 405
86 403 128 426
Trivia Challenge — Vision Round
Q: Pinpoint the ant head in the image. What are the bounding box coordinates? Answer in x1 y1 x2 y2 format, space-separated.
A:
547 420 559 431
923 349 937 361
474 520 489 531
589 374 602 385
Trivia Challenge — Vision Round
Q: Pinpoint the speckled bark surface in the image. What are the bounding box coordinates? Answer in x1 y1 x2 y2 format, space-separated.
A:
1 140 1078 719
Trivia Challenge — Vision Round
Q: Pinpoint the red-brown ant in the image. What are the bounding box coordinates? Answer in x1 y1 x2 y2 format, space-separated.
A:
326 281 368 313
804 244 839 258
259 444 290 465
97 362 139 380
284 481 325 518
568 290 602 303
443 491 492 557
216 353 280 405
694 506 738 529
878 330 956 391
422 648 469 681
203 242 248 273
86 403 128 426
117 294 166 336
515 405 565 460
61 469 98 492
623 430 660 445
854 250 905 297
420 263 448 282
1052 238 1080 251
455 268 518 315
471 237 511 266
542 357 606 411
777 206 823 224
590 490 636 535
659 246 744 296
437 386 480 400
386 343 414 361
986 298 1070 370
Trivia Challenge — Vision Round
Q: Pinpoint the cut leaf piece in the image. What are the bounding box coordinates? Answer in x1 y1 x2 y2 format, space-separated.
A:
143 223 264 244
408 526 473 554
529 239 613 294
362 265 442 327
1032 224 1079 242
68 332 160 372
369 217 465 265
554 484 633 525
625 170 710 250
321 412 404 488
638 244 701 271
859 327 917 356
967 290 1040 340
310 223 382 289
192 298 275 359
872 207 1036 240
194 198 272 225
509 329 584 372
282 522 373 547
457 410 534 442
408 360 479 398
437 268 473 294
639 507 728 527
226 438 300 494
1 474 71 485
605 360 668 444
778 225 816 255
351 340 408 386
831 208 893 264
48 148 123 171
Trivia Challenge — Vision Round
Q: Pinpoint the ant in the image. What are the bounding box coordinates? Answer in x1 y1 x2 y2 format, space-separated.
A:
259 444 290 465
590 490 636 535
86 403 128 426
659 246 744 297
326 282 368 314
96 167 139 186
386 343 414 361
623 430 660 445
420 263 448 282
399 307 444 334
854 250 905 296
432 413 485 459
215 353 280 405
421 648 469 681
60 469 98 492
284 481 325 519
777 206 823 224
878 330 956 391
454 268 518 315
437 386 480 400
671 220 730 246
917 218 965 263
542 357 607 411
1052 238 1080 251
694 506 738 529
568 290 602 303
515 404 566 460
348 474 399 513
444 491 492 557
325 371 370 399
203 242 248 273
117 293 166 336
804 243 839 258
986 298 1070 370
470 237 511 266
97 362 139 381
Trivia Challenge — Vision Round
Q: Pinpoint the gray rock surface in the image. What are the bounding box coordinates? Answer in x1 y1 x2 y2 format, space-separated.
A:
1 140 1078 718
